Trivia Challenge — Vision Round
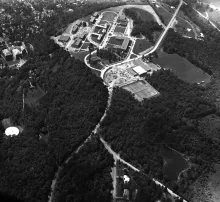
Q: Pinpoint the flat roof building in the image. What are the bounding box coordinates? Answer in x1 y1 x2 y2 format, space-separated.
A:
79 32 87 40
1 49 13 61
132 66 147 75
93 12 99 18
72 25 78 34
113 37 130 51
75 20 82 27
90 16 96 24
58 35 70 43
74 38 82 47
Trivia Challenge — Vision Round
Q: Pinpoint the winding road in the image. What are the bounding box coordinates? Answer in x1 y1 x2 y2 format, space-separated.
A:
49 2 187 202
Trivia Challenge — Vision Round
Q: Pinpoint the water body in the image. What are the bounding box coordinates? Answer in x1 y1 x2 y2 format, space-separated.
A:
160 144 189 181
154 51 211 84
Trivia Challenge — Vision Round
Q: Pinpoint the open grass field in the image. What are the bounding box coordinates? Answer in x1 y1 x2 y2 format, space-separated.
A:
114 25 126 33
122 80 159 101
91 35 102 44
153 5 172 25
71 51 89 62
101 11 117 22
93 26 103 34
128 7 156 22
81 42 89 50
98 20 112 26
175 17 195 38
133 39 152 54
25 86 46 106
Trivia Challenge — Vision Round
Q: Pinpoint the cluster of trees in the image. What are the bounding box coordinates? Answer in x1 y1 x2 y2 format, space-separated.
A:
0 0 127 201
96 48 127 63
100 70 220 200
0 46 109 201
124 8 163 43
53 138 114 202
181 4 219 39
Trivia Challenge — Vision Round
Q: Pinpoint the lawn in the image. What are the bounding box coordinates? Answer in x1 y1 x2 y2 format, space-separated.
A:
101 11 117 21
93 26 103 34
175 18 195 38
133 39 152 54
114 25 126 34
127 7 156 22
71 51 89 62
152 5 172 25
81 42 89 50
25 86 46 106
91 35 102 44
98 20 112 26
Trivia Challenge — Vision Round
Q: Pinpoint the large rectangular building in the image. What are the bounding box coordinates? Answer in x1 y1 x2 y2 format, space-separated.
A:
58 35 70 43
113 37 130 51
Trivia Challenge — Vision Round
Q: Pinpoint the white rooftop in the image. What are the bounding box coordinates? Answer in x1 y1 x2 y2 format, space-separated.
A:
123 175 130 183
133 66 147 75
5 127 19 136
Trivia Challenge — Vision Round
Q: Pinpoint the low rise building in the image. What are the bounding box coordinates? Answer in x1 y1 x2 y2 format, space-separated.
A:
79 32 87 40
1 49 13 61
93 12 99 18
72 25 78 34
58 35 70 43
74 38 82 47
90 16 96 24
113 37 130 51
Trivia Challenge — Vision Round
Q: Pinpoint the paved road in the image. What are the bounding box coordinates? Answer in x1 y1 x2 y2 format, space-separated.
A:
141 0 184 56
100 136 187 202
158 2 198 39
99 0 184 79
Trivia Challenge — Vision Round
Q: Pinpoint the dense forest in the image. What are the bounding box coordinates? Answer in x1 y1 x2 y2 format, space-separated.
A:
124 8 163 43
0 47 108 201
0 0 128 200
53 138 113 202
100 70 220 200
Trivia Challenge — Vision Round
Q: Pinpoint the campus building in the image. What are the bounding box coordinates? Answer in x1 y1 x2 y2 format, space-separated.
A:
90 16 96 24
12 48 22 60
72 25 78 34
113 37 130 51
1 49 13 61
58 35 70 43
74 38 82 48
93 12 99 18
117 14 127 27
79 32 87 40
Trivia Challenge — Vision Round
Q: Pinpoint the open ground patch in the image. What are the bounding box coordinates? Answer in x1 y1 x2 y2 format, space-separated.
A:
101 11 117 21
133 39 152 54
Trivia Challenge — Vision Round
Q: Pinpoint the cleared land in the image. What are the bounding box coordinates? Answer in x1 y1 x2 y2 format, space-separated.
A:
122 80 159 101
101 11 117 22
133 39 152 54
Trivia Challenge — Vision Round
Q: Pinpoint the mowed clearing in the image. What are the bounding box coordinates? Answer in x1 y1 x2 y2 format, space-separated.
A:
101 11 118 22
122 80 159 101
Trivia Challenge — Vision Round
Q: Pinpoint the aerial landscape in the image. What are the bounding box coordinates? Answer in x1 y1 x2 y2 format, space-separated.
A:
1 0 220 201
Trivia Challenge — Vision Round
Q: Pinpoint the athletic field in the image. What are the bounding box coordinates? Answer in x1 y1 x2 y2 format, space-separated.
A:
122 80 159 101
